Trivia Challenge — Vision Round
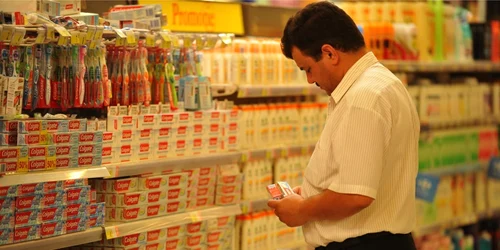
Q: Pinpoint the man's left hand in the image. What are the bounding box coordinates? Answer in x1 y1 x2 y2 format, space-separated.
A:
268 193 309 227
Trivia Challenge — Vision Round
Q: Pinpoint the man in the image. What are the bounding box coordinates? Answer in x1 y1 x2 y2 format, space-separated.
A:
267 2 420 250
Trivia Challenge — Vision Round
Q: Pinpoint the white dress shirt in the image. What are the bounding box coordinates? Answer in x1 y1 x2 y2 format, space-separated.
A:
302 52 420 247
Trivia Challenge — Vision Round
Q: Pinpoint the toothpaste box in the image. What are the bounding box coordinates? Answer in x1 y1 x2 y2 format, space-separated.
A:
14 224 40 243
222 122 238 136
17 133 48 146
16 183 43 196
102 132 115 145
78 143 103 155
208 111 222 124
186 233 206 249
68 119 87 132
65 216 88 233
197 176 216 188
137 129 155 143
183 168 200 179
113 232 146 247
207 230 231 245
105 192 147 207
107 116 137 131
206 124 221 137
89 202 106 217
1 159 28 174
0 229 13 245
138 114 157 130
0 213 13 229
116 130 136 144
115 144 133 162
40 220 66 238
45 120 70 133
191 138 204 156
17 120 46 134
165 237 186 250
0 133 17 146
192 124 205 137
188 196 214 210
145 203 166 218
55 157 78 169
187 221 207 235
204 137 219 154
146 190 168 204
178 112 192 126
215 194 240 206
78 154 103 167
188 186 215 199
66 186 90 204
42 191 66 207
28 157 56 171
199 167 216 177
26 145 56 158
0 185 18 198
136 142 152 161
88 214 105 228
166 188 188 200
0 197 16 214
216 184 241 195
78 131 104 143
156 127 173 140
217 174 243 185
139 173 188 191
154 140 170 159
64 179 89 188
15 194 43 210
166 199 187 214
157 113 177 127
106 206 146 222
147 228 167 242
222 110 239 123
55 144 78 156
44 181 65 193
207 216 235 230
222 135 238 152
99 178 138 193
173 126 192 139
173 139 187 157
0 120 18 133
46 132 78 145
101 145 114 165
41 205 67 222
144 241 166 250
66 203 89 218
166 224 186 239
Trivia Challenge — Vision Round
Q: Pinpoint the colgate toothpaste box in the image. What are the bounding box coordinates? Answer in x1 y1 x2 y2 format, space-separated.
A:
107 115 137 132
222 135 238 152
26 145 56 158
115 144 133 162
1 159 28 173
147 228 167 242
205 123 221 137
139 173 188 191
185 233 206 249
135 142 152 161
173 125 192 140
157 113 177 127
166 199 187 215
186 221 207 235
17 120 46 134
166 224 186 239
187 196 214 210
188 186 215 199
66 186 90 204
0 133 17 146
101 145 114 165
137 129 155 143
215 194 240 206
145 203 166 218
222 109 239 123
88 214 105 228
28 157 56 171
17 183 51 196
15 208 41 227
66 203 89 218
40 220 66 238
101 178 138 193
55 144 78 157
208 111 222 124
44 181 65 193
183 168 200 179
207 230 231 245
113 232 146 247
156 127 173 140
178 112 192 126
191 138 204 156
15 194 43 210
0 229 13 245
56 157 78 169
197 176 216 188
154 140 170 159
106 206 145 222
65 216 88 233
44 119 70 133
144 241 166 250
102 132 115 146
138 114 157 130
89 202 105 217
42 191 67 207
78 131 103 143
116 130 136 144
216 184 241 195
14 224 40 243
222 122 238 136
41 205 67 222
46 132 78 145
199 166 216 177
64 179 89 188
0 213 13 229
207 216 235 230
78 154 102 167
205 137 219 154
68 119 87 132
17 133 48 146
0 120 18 133
0 185 18 198
106 192 147 207
166 188 187 200
165 237 186 250
0 197 14 213
78 143 103 155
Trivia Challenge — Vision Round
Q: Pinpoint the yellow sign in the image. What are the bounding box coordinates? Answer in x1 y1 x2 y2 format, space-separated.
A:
139 0 244 35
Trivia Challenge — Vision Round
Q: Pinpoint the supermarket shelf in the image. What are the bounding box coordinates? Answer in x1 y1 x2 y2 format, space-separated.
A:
414 213 478 236
242 143 316 162
211 83 238 97
421 163 482 176
104 204 242 239
241 199 269 214
237 84 323 98
0 167 110 186
0 227 103 250
105 152 241 178
382 60 500 73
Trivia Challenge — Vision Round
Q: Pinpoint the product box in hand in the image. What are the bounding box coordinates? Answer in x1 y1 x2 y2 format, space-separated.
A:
16 209 42 227
267 182 294 200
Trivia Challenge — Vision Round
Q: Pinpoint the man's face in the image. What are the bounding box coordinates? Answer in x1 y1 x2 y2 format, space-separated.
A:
291 46 338 95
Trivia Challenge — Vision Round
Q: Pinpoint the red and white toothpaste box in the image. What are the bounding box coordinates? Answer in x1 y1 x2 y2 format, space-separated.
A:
45 120 70 133
207 216 235 230
0 229 13 245
0 213 14 229
136 142 152 161
217 174 243 186
0 120 19 133
222 109 239 123
99 178 138 193
0 133 17 146
199 166 216 177
147 228 167 242
177 112 192 126
146 190 168 204
154 140 170 159
0 197 15 213
145 203 166 218
68 119 87 132
102 132 115 145
55 157 78 169
186 221 207 235
66 186 90 204
192 124 205 138
222 122 238 136
191 138 204 156
78 131 103 143
186 233 206 249
166 187 188 200
173 125 192 140
65 216 88 233
64 179 88 188
54 144 78 157
206 124 221 137
15 194 43 210
106 192 147 207
115 144 133 162
106 206 145 222
28 157 56 171
137 129 155 143
157 113 177 127
44 181 65 193
13 224 40 243
188 196 214 210
139 173 188 191
40 220 66 238
215 194 241 206
113 232 146 247
216 184 241 195
78 154 102 167
197 175 216 188
77 143 103 155
88 214 105 228
144 241 165 250
222 135 238 151
165 237 186 250
205 137 219 154
208 111 223 124
107 115 137 132
42 191 66 207
15 208 41 226
66 203 89 218
156 127 173 141
0 185 18 198
166 224 186 239
172 139 188 157
116 130 136 145
26 145 56 158
183 168 200 180
138 114 157 130
89 202 105 217
207 230 231 245
17 133 48 146
17 120 45 134
101 145 114 165
41 205 67 222
166 199 187 214
188 186 215 199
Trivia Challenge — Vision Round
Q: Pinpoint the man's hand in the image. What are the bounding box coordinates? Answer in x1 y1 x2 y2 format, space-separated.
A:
293 186 302 195
268 193 308 227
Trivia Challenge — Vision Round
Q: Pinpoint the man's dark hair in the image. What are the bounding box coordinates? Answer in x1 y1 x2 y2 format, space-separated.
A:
281 1 365 61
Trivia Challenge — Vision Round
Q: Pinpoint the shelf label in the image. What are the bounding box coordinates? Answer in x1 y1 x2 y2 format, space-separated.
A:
189 211 202 222
240 201 252 214
240 151 251 162
488 157 500 179
265 150 275 159
105 226 120 239
415 173 440 203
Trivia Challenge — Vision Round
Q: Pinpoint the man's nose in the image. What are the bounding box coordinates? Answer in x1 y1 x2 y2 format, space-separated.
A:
306 74 315 84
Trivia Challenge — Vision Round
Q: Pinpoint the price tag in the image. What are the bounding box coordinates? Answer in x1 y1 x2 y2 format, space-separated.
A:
171 35 180 48
35 28 46 44
86 26 96 41
79 32 87 45
280 148 289 157
415 173 440 202
57 36 69 46
265 150 274 159
90 26 104 49
125 30 136 45
183 36 194 48
105 226 120 239
46 25 55 41
0 25 14 41
112 28 127 39
115 37 126 47
189 211 202 222
241 151 251 162
10 27 26 45
146 33 156 47
488 157 500 179
261 88 269 96
240 201 252 214
70 30 80 45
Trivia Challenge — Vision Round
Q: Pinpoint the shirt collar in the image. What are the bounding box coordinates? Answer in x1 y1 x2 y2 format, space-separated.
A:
331 52 379 103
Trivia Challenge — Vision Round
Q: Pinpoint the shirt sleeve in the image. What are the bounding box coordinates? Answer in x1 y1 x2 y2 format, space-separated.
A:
327 104 391 199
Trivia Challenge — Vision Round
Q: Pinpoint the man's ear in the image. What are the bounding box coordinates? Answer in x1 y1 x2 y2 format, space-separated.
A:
321 44 339 64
